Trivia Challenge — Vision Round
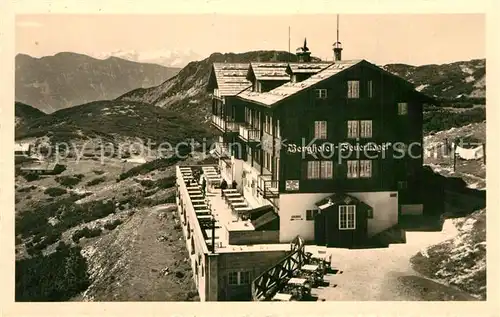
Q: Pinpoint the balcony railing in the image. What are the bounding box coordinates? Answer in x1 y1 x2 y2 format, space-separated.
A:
239 124 261 143
257 174 279 199
211 115 239 133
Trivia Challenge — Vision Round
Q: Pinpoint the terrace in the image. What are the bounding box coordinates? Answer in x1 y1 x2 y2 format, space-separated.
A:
176 165 282 253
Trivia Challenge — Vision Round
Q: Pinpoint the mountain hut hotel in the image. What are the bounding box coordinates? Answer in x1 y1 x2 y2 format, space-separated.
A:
176 36 438 301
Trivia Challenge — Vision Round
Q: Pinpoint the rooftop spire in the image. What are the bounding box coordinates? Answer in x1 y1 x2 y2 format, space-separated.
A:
333 14 343 61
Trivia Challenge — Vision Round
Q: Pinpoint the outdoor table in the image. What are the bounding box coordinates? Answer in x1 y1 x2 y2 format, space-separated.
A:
234 207 251 213
226 197 245 204
222 189 238 193
302 264 320 272
231 202 248 209
191 199 206 204
224 193 241 198
195 210 211 216
190 194 204 200
288 278 307 286
188 191 203 196
272 293 293 301
193 203 208 209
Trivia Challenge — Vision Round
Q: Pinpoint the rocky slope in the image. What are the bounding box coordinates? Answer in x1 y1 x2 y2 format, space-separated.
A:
411 208 486 300
383 59 485 102
15 53 180 113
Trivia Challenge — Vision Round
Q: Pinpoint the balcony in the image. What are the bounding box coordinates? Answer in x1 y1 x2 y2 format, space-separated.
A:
211 115 239 133
257 174 279 199
239 124 261 144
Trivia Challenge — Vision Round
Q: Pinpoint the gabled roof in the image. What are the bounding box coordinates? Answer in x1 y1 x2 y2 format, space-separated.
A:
237 59 440 107
207 63 252 96
315 193 372 211
247 62 290 81
238 59 362 106
286 62 333 75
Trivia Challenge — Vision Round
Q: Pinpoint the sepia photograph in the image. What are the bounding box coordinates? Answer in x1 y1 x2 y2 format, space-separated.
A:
4 1 492 311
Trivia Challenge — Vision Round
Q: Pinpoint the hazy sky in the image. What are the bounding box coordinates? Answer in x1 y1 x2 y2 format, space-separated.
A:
16 14 485 66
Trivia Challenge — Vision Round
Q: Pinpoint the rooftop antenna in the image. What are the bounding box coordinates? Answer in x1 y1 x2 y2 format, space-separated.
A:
333 14 343 62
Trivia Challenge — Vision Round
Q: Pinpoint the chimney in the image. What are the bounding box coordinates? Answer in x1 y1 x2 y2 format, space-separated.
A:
333 14 343 61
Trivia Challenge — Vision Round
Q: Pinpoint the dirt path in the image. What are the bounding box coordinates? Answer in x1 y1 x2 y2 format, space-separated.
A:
81 204 198 301
310 221 479 301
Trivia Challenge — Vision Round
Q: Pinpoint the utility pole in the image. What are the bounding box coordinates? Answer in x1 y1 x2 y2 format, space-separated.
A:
288 26 291 62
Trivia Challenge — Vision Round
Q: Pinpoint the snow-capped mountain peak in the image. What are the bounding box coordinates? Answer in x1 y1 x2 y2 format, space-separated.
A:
89 49 202 68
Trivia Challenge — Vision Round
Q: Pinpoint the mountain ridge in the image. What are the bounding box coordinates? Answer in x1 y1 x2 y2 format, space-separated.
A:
15 53 181 114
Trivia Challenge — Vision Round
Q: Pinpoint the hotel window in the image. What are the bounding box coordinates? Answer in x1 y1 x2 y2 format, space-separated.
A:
275 119 281 138
368 80 373 98
314 121 327 139
307 161 333 179
347 160 359 179
360 120 373 138
347 120 359 139
398 102 408 115
264 152 272 171
306 209 319 221
240 271 251 284
228 272 239 285
307 161 321 179
339 205 356 230
321 161 333 179
360 160 372 178
315 89 328 99
347 80 360 99
264 115 273 134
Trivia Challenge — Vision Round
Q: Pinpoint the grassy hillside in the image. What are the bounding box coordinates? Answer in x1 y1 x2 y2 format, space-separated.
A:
15 101 47 128
15 100 212 148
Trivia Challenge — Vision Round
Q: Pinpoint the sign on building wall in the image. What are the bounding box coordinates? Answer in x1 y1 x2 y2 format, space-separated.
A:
286 141 392 155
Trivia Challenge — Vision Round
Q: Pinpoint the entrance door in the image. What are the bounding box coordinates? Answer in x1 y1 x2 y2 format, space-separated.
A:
314 211 326 246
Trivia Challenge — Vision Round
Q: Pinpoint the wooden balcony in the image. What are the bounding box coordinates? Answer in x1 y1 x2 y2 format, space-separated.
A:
257 174 279 199
239 124 261 144
211 115 239 134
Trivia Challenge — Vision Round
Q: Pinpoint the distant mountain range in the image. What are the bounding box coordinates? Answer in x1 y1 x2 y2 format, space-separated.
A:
119 50 321 122
89 49 203 68
15 53 180 113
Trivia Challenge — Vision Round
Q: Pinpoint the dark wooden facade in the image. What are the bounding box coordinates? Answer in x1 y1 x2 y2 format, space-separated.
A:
211 60 434 206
